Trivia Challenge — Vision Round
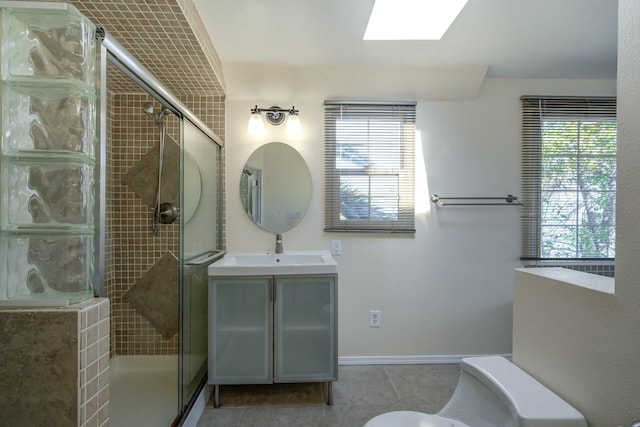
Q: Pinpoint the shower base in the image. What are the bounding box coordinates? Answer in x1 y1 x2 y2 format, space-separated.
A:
110 355 178 427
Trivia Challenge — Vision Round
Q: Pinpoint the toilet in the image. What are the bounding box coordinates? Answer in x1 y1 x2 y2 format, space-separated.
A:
364 356 587 427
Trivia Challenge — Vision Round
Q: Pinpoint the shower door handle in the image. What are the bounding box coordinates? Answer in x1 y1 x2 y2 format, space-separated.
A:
185 250 225 266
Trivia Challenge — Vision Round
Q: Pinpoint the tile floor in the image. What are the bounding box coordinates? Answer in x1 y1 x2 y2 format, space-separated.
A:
196 364 460 427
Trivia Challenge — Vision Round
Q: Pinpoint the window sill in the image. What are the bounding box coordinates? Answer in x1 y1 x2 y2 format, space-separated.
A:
521 259 614 266
514 267 615 295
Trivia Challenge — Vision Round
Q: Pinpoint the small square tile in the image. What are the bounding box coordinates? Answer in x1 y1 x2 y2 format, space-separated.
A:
87 342 100 366
99 369 110 391
99 318 110 338
85 394 98 420
99 300 110 320
86 376 99 400
81 310 87 330
87 324 99 346
87 305 100 326
86 360 98 380
98 402 109 426
98 383 110 407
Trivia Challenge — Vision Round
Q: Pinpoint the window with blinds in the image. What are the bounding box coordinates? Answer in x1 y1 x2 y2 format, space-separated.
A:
521 96 616 261
324 101 416 233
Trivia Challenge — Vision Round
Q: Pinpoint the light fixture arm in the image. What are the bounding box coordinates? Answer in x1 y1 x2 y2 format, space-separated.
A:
250 105 299 126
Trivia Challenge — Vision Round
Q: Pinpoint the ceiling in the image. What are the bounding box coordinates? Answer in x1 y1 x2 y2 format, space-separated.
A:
194 0 618 80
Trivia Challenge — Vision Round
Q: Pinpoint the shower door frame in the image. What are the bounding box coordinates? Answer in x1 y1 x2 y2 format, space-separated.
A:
179 119 224 416
99 28 224 422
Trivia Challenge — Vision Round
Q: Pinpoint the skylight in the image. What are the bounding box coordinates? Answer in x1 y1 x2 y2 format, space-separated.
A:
363 0 468 40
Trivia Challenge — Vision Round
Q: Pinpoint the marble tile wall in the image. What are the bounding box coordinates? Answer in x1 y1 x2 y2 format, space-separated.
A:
0 298 110 427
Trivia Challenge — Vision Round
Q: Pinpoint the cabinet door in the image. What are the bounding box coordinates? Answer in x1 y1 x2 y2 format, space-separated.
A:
208 277 272 383
274 276 336 381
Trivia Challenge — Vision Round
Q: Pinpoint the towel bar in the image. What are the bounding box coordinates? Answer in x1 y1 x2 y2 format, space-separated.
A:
430 194 524 207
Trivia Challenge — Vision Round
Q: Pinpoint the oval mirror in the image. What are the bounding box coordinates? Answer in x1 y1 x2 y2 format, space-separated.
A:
240 142 312 233
182 150 202 224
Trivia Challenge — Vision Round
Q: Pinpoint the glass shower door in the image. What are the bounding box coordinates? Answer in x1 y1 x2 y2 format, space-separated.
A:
179 119 222 413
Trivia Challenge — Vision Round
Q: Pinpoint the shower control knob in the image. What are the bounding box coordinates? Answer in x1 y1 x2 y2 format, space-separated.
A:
156 203 179 224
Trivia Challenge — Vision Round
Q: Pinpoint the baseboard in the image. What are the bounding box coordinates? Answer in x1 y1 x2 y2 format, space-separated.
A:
180 384 213 427
338 353 512 365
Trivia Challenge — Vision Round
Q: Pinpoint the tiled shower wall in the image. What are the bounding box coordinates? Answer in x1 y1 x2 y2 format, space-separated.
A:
105 87 225 356
108 93 179 355
24 0 229 357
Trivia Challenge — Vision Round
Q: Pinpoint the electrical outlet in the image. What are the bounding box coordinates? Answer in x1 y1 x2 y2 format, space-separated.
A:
369 310 381 327
331 240 342 255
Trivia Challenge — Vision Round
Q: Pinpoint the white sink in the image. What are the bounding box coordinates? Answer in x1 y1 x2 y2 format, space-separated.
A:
208 250 338 276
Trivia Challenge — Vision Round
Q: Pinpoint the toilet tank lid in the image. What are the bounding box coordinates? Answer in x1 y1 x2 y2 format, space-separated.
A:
461 356 587 427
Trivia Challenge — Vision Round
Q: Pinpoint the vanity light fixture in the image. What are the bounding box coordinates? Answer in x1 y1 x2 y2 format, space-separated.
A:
248 105 302 136
248 107 265 134
285 109 301 135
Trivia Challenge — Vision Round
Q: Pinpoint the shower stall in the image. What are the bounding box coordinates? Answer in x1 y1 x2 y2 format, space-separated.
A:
103 32 224 426
0 3 224 425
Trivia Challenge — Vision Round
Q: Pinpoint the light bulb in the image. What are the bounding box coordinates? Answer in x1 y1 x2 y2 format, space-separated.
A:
286 113 301 136
248 112 264 135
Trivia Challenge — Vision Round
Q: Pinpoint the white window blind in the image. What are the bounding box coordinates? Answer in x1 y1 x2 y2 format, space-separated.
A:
324 101 416 233
521 96 616 260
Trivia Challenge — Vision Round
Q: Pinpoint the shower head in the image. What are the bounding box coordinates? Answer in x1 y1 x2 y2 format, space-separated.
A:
143 103 171 117
145 104 162 128
143 103 155 115
143 103 172 127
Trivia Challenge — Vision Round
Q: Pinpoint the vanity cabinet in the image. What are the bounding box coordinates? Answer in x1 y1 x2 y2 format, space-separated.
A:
208 274 337 407
208 277 272 383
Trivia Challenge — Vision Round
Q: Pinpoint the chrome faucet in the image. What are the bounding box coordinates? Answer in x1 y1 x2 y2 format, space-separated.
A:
275 234 283 254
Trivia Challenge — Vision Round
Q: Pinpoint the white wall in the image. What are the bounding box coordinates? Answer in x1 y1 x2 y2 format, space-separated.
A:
512 2 640 426
223 62 615 359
